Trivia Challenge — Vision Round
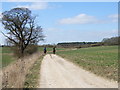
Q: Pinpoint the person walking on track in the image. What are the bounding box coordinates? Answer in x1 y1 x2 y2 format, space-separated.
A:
53 47 56 54
44 47 47 54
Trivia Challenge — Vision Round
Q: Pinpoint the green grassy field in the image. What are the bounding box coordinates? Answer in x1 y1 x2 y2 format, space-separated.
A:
1 47 15 68
57 46 118 81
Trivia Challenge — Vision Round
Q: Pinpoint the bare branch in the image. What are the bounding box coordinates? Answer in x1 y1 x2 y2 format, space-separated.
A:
1 31 18 45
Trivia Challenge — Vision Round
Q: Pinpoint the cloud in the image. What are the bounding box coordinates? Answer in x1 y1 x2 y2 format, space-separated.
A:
93 29 118 38
0 24 6 45
46 28 62 31
108 14 118 22
77 29 118 42
0 32 5 45
0 12 2 20
16 2 48 10
58 14 99 24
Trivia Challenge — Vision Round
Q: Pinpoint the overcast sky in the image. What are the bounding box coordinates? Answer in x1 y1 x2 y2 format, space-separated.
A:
0 1 118 45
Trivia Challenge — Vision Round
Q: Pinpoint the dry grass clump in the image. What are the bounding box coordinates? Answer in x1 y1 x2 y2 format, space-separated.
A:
2 52 41 88
24 55 44 88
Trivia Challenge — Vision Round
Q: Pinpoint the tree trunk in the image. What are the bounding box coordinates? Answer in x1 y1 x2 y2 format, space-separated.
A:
20 44 24 57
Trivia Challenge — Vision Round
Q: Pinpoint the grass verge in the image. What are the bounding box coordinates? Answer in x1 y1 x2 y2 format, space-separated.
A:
1 47 16 68
57 46 118 81
24 55 44 88
2 54 15 67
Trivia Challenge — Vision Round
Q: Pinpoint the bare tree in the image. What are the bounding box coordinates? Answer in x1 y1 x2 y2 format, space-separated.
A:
2 8 44 57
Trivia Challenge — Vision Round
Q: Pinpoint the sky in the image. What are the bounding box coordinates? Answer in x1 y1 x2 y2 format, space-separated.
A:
0 1 118 45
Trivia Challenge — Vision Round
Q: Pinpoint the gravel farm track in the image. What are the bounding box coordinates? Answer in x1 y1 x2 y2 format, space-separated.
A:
39 54 118 88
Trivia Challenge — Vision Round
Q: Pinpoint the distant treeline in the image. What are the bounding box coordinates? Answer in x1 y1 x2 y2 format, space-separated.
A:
57 42 98 45
57 36 119 48
57 42 100 48
101 36 119 45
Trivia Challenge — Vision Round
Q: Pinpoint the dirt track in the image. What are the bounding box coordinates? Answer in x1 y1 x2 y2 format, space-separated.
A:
39 54 118 88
